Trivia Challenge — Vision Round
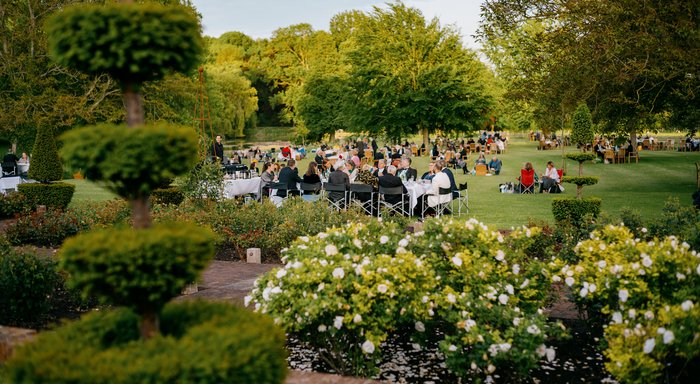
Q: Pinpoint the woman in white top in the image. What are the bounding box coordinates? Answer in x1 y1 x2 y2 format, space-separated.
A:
540 161 560 193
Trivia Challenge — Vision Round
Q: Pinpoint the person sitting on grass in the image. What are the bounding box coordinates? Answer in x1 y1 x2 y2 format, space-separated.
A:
488 156 502 175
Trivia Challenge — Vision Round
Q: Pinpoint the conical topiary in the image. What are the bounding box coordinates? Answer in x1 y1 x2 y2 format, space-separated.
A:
571 103 594 150
28 125 63 182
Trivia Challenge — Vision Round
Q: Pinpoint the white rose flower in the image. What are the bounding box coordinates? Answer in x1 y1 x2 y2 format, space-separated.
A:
422 295 429 303
487 364 496 373
380 235 389 244
262 287 271 301
505 284 515 295
244 295 252 307
498 294 509 305
612 312 623 324
317 283 325 292
589 283 597 293
377 284 388 293
300 236 309 242
663 330 675 344
681 300 694 311
527 324 541 335
579 287 589 298
319 259 328 267
657 327 666 334
448 344 458 352
465 319 476 330
334 316 344 329
495 250 505 261
362 340 375 354
644 310 655 319
276 269 287 279
470 362 478 370
447 293 457 303
513 317 521 326
353 314 362 324
325 244 338 256
552 275 562 282
598 260 607 269
332 267 345 279
628 309 636 319
520 279 530 289
270 287 282 295
291 261 303 269
536 344 546 357
452 255 463 267
318 324 327 332
641 227 648 233
565 277 575 287
619 289 629 303
696 263 700 276
353 239 362 249
318 232 328 239
512 264 520 275
398 238 409 248
415 321 426 332
643 338 655 354
642 254 652 268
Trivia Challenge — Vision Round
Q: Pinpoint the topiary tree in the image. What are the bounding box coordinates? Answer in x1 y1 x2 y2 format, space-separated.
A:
28 125 62 182
571 103 594 151
555 152 600 223
564 152 599 199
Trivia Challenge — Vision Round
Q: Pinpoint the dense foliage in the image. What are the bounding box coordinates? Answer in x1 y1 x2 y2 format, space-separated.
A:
60 222 215 315
5 301 288 384
46 2 203 85
60 124 197 199
4 208 82 247
571 104 594 149
553 225 700 383
27 125 63 182
551 197 602 226
17 182 75 210
248 218 565 381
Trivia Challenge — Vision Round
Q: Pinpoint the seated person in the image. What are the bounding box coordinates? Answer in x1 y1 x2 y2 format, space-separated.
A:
303 162 322 185
378 165 408 211
421 161 436 181
276 159 303 197
518 162 539 192
487 156 502 175
397 158 418 182
540 161 560 193
3 149 19 164
373 159 387 177
419 161 452 216
327 160 350 203
474 152 487 165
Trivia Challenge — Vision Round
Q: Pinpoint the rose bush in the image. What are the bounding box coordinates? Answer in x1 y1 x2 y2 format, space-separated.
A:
248 218 567 381
554 225 700 383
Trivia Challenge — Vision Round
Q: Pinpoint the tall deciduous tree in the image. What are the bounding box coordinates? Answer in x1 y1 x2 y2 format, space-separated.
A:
345 3 495 146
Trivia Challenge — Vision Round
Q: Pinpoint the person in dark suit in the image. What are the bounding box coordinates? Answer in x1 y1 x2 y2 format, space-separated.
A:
277 159 303 197
327 160 350 203
373 159 387 177
378 165 408 209
397 158 418 181
438 160 458 198
211 135 224 163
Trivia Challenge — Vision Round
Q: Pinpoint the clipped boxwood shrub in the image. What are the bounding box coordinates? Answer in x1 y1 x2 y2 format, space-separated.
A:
552 197 602 225
60 124 197 199
18 182 75 210
5 301 288 384
0 192 31 218
4 209 84 247
0 241 60 325
60 222 215 314
28 125 63 182
151 186 184 206
46 3 203 85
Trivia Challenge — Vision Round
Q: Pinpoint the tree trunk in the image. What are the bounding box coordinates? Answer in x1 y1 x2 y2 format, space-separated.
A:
630 131 638 154
577 185 583 199
578 161 583 176
422 128 429 152
131 195 151 229
124 82 144 128
139 309 158 340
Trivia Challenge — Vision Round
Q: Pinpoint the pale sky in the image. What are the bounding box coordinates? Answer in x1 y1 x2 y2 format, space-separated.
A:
191 0 486 49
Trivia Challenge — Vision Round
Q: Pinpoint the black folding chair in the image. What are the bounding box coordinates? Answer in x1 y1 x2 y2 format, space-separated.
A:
2 162 16 177
323 182 348 211
300 182 322 202
268 182 289 206
349 184 375 216
452 182 469 217
377 186 407 217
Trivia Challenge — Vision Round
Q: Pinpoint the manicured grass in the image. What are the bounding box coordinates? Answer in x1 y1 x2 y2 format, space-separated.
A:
64 135 700 230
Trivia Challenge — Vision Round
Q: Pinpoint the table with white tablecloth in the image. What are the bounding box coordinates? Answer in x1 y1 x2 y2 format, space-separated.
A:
0 176 23 193
404 181 432 210
223 177 262 199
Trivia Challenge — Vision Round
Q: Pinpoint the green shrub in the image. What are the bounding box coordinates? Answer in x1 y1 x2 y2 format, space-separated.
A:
552 197 602 225
60 124 197 200
571 103 594 148
5 301 288 384
59 222 215 314
0 245 60 325
69 199 132 229
564 152 597 163
18 182 75 210
151 186 184 205
27 125 63 182
561 176 599 187
552 226 700 383
0 192 31 218
46 3 203 84
4 209 84 247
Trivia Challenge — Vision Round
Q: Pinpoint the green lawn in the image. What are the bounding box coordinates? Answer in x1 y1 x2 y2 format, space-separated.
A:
64 135 700 230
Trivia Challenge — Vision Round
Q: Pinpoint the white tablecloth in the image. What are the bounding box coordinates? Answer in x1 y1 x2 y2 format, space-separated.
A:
0 176 23 193
405 181 432 210
223 177 262 199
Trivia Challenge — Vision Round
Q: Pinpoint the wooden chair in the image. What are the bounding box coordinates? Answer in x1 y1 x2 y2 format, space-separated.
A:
364 149 373 159
469 143 476 153
627 150 639 163
604 150 615 164
475 164 487 176
615 149 626 163
490 143 499 154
